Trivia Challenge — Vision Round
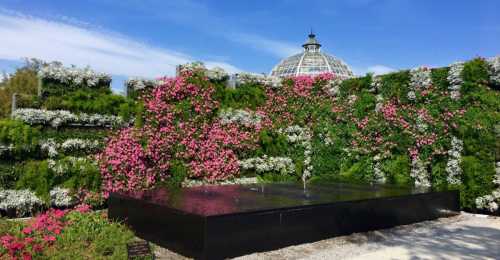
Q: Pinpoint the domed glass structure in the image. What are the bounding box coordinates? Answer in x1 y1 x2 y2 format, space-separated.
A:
270 33 354 79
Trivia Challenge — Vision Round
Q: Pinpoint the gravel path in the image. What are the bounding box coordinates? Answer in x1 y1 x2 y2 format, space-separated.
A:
154 212 500 260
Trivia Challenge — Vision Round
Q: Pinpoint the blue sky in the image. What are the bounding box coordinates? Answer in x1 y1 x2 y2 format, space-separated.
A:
0 0 499 93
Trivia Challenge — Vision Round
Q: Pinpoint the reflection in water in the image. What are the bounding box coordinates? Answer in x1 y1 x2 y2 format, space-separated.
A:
121 182 432 216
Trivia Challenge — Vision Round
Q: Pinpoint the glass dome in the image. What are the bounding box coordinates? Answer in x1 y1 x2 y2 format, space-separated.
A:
270 33 354 79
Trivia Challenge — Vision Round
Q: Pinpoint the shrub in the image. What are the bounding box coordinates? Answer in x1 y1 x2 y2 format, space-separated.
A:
214 82 267 110
42 89 134 116
462 58 490 84
15 157 101 202
0 120 40 148
0 208 135 259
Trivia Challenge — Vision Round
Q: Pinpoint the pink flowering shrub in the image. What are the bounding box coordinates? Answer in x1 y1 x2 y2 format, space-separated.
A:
0 209 67 259
99 70 260 196
0 205 135 259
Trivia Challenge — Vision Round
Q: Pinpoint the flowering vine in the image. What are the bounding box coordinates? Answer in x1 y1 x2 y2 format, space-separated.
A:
475 162 500 212
445 136 463 185
408 67 432 101
447 62 464 100
487 56 500 85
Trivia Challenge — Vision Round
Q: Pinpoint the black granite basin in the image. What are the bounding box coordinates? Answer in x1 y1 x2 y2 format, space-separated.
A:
109 183 459 259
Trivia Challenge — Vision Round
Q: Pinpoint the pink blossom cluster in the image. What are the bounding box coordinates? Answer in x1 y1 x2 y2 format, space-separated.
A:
291 75 315 97
415 133 438 147
0 209 68 259
178 122 252 181
99 128 157 198
355 116 370 130
100 72 261 195
380 101 398 121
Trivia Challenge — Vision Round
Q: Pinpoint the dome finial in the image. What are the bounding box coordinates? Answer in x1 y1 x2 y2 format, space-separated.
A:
303 29 321 52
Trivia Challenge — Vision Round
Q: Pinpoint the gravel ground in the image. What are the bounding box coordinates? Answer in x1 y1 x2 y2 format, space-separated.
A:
154 212 500 260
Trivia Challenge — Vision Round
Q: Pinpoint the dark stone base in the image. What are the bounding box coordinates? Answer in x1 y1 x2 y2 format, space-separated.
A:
108 183 459 260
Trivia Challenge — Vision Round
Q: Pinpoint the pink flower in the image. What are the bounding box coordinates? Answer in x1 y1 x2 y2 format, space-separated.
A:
75 204 91 213
23 252 33 260
43 235 56 243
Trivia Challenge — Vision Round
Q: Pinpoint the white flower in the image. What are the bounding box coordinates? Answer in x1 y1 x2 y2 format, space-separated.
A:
487 56 500 85
239 155 295 175
125 77 159 92
205 67 229 81
12 108 125 128
373 161 386 184
60 139 101 153
445 136 463 185
182 177 258 187
370 75 383 93
325 78 343 96
407 91 416 101
38 61 111 88
408 67 432 102
47 156 97 174
374 94 384 113
50 187 76 207
0 189 44 217
411 157 430 188
475 161 500 212
278 126 314 182
416 115 429 132
219 108 262 126
447 62 464 100
234 73 282 88
40 139 58 158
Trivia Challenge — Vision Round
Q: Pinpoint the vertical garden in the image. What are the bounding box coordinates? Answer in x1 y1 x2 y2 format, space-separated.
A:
1 56 499 219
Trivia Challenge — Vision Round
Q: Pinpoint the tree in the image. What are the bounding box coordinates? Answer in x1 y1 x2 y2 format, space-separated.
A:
0 66 39 118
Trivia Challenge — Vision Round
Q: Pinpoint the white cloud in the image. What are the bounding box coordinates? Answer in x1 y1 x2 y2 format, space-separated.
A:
367 65 396 75
0 11 242 79
352 64 396 76
231 33 302 58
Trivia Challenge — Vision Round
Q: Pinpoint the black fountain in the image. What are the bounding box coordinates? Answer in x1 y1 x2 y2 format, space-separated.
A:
108 182 459 259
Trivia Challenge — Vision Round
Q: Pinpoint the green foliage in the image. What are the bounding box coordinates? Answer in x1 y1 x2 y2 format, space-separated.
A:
460 156 495 209
15 158 101 202
214 83 266 110
0 119 40 147
0 162 19 189
339 157 373 184
41 79 110 98
381 155 412 186
462 58 490 84
380 70 411 100
42 89 134 116
0 120 41 160
16 160 52 201
161 159 188 187
430 160 448 189
430 67 450 91
353 90 376 118
40 127 109 142
133 101 145 128
339 74 372 97
255 130 290 156
45 211 135 259
62 160 101 193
